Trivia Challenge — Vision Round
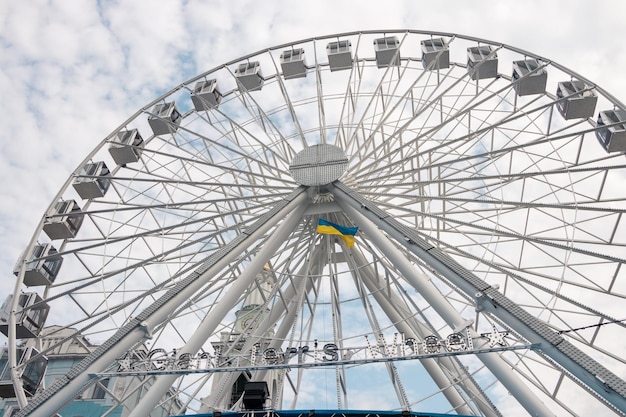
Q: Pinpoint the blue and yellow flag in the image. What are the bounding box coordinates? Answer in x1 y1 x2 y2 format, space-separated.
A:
316 218 358 248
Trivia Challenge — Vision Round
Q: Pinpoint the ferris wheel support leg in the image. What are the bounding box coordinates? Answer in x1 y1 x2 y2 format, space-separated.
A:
352 249 497 417
18 188 310 417
331 183 558 417
331 181 626 415
200 248 323 412
201 250 323 411
127 192 311 417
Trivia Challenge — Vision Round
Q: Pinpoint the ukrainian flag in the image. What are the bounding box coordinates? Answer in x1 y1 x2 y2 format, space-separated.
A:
316 218 358 248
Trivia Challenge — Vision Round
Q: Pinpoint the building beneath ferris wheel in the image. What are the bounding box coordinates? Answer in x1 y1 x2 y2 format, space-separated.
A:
0 325 186 417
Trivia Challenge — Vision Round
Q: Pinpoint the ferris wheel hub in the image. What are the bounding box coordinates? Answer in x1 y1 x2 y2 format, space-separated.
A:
288 144 348 186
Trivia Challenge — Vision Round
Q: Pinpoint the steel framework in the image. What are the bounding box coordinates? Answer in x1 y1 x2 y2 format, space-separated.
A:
8 30 626 417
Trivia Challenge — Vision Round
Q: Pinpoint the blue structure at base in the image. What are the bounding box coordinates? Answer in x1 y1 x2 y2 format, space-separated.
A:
171 409 479 417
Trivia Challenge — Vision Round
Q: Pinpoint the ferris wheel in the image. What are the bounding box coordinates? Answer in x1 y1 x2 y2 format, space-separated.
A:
5 30 626 417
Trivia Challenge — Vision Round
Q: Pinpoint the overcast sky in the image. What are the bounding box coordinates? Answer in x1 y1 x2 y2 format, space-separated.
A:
2 0 626 347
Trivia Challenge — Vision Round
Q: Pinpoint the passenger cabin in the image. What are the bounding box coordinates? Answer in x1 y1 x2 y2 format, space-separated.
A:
596 109 626 153
512 59 547 96
190 79 222 111
108 129 144 165
43 200 83 240
326 40 352 71
556 80 597 120
0 293 49 339
467 45 498 80
280 48 307 79
15 243 63 287
421 38 449 70
235 62 264 92
0 347 48 398
148 102 181 135
72 161 111 200
373 36 400 68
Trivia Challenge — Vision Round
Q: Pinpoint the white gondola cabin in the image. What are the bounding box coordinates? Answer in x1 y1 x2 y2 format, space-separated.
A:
0 293 49 339
421 38 449 70
72 161 111 200
235 62 264 92
43 200 83 240
374 36 400 68
148 102 181 136
14 243 63 287
467 45 498 80
326 40 352 72
190 79 222 111
596 109 626 153
512 59 547 96
0 347 48 398
108 129 144 165
280 48 307 79
556 80 597 120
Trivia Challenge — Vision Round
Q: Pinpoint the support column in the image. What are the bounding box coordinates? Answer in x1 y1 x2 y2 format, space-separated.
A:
330 184 556 417
20 188 309 417
128 193 311 417
199 245 323 411
350 247 498 417
330 181 626 415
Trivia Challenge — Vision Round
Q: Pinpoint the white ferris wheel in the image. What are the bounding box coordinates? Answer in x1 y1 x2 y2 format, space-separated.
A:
4 30 626 417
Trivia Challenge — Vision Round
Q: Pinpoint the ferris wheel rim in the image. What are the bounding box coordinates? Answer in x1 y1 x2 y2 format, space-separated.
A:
8 29 626 417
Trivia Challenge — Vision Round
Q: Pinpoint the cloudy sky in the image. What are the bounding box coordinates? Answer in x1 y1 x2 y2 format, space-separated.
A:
1 0 626 342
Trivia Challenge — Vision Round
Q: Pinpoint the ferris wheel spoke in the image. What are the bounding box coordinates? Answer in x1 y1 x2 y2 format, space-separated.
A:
341 33 408 144
268 53 309 149
356 129 620 198
226 76 298 161
144 127 286 187
373 197 626 264
410 225 626 334
56 201 277 267
357 164 626 209
118 152 296 189
332 41 367 152
342 37 449 165
358 176 624 249
41 228 269 330
346 66 467 176
190 105 293 174
350 59 512 178
352 82 575 183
